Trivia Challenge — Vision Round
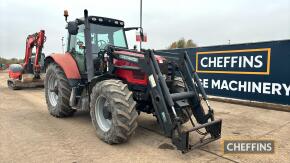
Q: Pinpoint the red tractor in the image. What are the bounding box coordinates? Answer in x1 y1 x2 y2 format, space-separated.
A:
44 10 222 153
7 30 46 89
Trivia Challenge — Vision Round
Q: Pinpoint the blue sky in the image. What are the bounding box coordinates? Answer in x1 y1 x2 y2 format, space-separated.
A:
0 0 289 58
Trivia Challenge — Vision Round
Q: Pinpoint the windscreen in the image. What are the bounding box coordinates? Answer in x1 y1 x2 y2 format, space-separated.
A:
90 24 127 53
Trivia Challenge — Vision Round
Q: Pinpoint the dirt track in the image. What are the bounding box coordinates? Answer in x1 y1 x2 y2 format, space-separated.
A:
0 71 289 163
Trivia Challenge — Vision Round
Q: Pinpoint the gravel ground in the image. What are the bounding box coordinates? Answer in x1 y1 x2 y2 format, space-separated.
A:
0 71 289 163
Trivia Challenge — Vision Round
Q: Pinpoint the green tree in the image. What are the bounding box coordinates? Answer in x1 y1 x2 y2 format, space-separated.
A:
0 57 23 64
168 38 197 49
185 39 197 48
170 42 177 49
177 38 186 48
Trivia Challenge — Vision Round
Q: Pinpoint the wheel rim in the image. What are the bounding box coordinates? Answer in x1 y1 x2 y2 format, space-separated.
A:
47 72 58 107
95 95 112 132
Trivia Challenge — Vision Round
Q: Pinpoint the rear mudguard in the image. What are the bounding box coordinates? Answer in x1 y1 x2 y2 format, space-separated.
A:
45 53 81 79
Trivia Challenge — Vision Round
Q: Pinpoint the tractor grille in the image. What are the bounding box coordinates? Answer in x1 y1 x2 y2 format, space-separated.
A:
132 70 146 80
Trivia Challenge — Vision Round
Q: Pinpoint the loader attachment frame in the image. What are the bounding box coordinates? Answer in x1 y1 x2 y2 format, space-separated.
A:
105 46 222 153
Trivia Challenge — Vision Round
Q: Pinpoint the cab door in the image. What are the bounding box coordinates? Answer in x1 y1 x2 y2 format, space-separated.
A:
67 25 86 74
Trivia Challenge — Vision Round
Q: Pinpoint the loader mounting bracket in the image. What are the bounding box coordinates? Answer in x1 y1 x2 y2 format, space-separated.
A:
172 119 222 153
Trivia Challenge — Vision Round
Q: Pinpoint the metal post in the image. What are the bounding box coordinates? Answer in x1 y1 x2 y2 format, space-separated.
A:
139 0 142 51
84 9 95 82
61 37 64 53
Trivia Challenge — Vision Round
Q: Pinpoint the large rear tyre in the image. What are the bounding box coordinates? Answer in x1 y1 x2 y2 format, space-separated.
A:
170 77 193 124
45 63 75 117
90 79 138 144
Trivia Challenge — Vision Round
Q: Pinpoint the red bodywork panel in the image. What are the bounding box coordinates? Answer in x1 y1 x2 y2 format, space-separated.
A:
8 70 22 79
46 51 165 86
114 59 148 85
114 50 166 62
47 53 81 79
113 50 166 86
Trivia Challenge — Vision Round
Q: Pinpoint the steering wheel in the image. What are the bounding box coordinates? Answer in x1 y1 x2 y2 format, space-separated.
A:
98 40 107 49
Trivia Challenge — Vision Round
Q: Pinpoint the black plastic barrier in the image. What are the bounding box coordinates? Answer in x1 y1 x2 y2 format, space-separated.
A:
158 40 290 105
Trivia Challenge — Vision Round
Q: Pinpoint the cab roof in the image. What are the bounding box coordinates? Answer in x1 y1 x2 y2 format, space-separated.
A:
75 16 124 27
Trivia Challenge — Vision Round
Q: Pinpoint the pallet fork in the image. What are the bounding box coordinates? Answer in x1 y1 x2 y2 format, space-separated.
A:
107 46 222 153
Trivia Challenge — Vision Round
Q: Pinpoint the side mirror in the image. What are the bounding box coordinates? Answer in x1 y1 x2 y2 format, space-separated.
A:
67 21 79 35
136 31 147 42
140 31 144 41
124 27 139 31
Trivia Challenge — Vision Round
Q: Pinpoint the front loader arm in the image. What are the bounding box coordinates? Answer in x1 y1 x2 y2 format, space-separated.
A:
105 46 222 153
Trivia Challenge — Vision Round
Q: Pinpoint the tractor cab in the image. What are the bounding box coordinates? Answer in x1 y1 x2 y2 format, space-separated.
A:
65 13 131 75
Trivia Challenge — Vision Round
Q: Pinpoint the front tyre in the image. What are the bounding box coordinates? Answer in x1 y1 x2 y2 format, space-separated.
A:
45 63 75 117
170 77 193 124
90 79 138 144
